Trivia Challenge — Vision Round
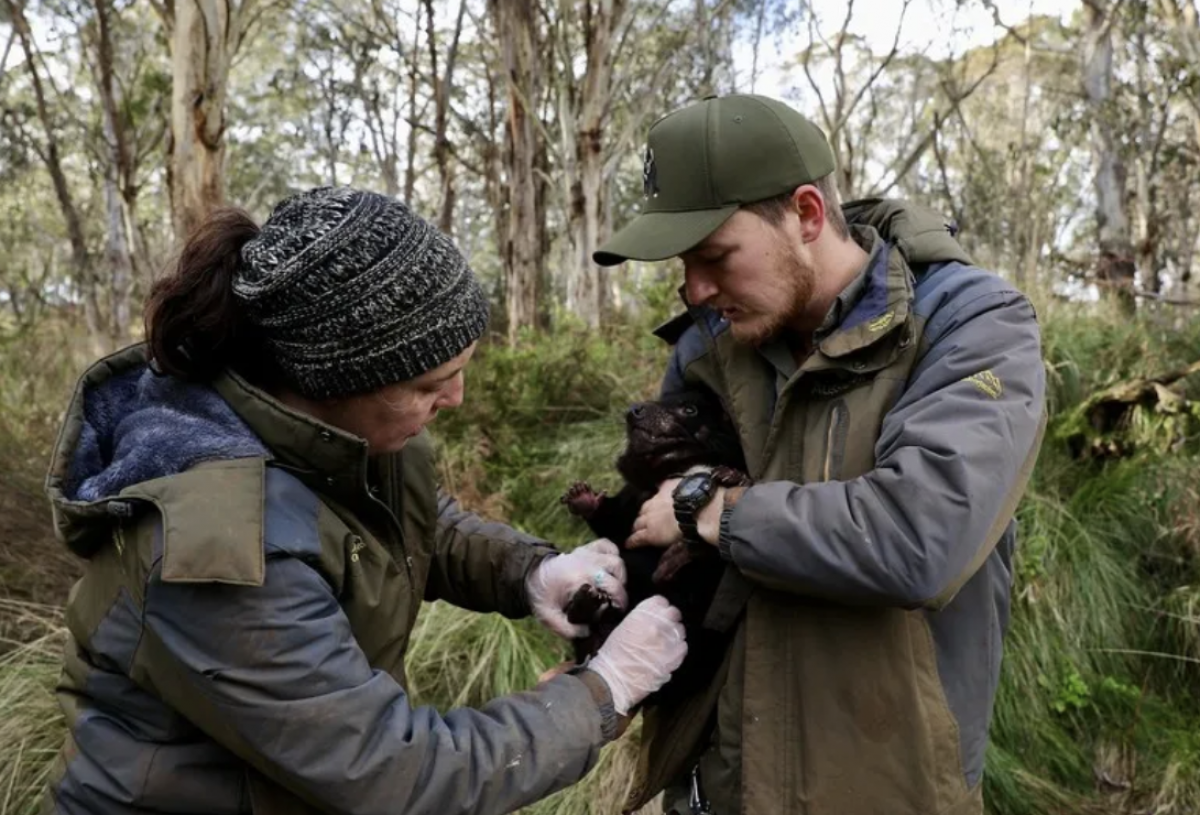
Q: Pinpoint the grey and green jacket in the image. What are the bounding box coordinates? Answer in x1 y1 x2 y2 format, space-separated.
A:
634 199 1047 815
41 345 618 815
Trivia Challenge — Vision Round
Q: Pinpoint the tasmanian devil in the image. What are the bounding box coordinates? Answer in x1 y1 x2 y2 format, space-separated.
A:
560 387 750 706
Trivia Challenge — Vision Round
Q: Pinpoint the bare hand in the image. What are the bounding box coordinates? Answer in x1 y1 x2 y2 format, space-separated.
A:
626 478 683 549
626 478 724 549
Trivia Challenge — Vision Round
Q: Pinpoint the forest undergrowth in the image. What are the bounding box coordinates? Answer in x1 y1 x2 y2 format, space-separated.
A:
2 293 1199 815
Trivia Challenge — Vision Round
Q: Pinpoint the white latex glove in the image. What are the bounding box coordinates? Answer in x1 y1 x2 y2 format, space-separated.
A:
587 595 688 716
526 539 628 639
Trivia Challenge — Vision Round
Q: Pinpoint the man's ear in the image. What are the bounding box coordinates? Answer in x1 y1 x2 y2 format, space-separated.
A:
790 184 826 244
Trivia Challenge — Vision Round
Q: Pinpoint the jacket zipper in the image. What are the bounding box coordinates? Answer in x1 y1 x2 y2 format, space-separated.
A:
823 399 849 482
375 452 414 584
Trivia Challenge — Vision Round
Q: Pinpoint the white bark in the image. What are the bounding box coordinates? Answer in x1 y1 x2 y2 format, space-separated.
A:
491 0 546 341
169 0 257 238
1081 0 1135 309
563 0 626 328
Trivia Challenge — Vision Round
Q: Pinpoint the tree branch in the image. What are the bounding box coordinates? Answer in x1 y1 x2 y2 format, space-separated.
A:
832 0 856 121
0 28 16 90
801 15 831 129
830 0 911 136
869 40 1001 196
979 0 1027 45
149 0 175 39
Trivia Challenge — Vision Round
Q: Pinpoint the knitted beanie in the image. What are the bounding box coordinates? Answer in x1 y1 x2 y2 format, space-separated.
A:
233 186 489 400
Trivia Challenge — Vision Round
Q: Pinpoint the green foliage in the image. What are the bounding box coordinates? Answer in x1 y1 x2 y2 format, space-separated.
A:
432 323 667 547
3 301 1200 815
970 300 1200 813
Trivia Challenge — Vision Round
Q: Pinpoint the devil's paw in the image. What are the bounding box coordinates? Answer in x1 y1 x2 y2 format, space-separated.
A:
561 481 605 519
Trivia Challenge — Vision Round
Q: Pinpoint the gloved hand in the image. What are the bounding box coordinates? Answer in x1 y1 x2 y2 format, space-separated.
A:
587 595 688 716
526 539 628 639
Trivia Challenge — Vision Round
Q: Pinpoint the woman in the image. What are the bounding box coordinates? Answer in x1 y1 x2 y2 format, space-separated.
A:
42 186 687 814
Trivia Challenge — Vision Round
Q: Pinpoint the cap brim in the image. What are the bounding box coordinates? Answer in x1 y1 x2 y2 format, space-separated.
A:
593 205 739 266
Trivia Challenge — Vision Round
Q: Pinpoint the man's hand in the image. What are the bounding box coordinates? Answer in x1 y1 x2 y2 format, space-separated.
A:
525 539 628 639
626 478 724 549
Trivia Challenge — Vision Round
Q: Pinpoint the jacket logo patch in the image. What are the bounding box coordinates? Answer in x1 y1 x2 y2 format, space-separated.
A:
349 536 366 563
966 370 1003 399
867 311 895 333
811 374 870 398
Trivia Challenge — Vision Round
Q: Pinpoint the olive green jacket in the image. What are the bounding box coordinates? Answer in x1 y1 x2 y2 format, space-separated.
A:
635 200 1047 815
41 345 617 815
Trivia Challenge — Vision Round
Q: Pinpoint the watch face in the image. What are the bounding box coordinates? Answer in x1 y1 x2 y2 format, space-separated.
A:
676 474 710 501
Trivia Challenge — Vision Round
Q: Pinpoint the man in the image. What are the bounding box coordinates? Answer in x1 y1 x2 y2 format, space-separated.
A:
593 94 1046 815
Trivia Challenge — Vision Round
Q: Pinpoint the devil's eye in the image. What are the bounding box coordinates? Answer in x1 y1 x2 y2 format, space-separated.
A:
681 405 698 417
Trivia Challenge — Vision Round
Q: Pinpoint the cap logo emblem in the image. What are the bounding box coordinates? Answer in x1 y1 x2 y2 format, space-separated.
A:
643 147 659 198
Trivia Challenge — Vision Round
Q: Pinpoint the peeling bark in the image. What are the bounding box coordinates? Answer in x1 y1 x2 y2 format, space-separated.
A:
489 0 546 342
168 0 258 238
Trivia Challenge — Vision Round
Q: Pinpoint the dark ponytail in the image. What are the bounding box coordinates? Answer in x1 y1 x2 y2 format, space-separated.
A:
145 208 262 382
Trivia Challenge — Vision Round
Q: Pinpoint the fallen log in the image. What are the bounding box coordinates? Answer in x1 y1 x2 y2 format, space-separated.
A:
1061 360 1200 460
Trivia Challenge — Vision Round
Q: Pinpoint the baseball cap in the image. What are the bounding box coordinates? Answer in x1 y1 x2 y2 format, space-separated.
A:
593 94 836 266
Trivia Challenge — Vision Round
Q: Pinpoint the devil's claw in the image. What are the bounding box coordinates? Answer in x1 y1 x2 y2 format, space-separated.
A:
711 465 752 487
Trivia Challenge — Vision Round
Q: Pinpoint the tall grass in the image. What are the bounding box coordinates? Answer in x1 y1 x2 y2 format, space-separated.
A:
0 601 65 815
2 299 1199 814
0 319 88 622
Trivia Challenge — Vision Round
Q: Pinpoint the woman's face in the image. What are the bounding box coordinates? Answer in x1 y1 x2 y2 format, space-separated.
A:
319 343 477 454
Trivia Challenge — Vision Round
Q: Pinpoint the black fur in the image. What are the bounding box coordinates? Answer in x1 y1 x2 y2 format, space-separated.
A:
561 387 748 707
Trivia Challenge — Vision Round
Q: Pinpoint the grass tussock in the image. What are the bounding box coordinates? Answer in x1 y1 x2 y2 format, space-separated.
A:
0 600 66 815
1 298 1200 814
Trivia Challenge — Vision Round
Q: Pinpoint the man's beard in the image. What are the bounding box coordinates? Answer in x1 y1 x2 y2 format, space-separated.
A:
729 242 815 347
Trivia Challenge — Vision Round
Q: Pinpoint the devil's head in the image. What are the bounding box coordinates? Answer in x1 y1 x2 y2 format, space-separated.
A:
615 389 744 489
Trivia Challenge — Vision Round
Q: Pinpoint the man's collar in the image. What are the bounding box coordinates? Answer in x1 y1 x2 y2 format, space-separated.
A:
813 225 879 343
815 224 913 361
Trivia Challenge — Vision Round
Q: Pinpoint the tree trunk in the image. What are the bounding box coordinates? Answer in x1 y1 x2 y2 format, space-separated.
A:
354 61 400 197
490 0 546 343
1081 0 1135 312
404 10 421 204
694 0 714 95
564 0 626 328
103 128 135 342
169 0 235 239
479 62 511 337
425 0 467 235
1132 17 1162 293
1156 0 1200 152
1014 22 1034 290
94 0 135 341
7 0 105 350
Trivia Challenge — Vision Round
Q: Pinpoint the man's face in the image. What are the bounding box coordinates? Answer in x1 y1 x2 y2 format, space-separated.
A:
679 210 815 346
